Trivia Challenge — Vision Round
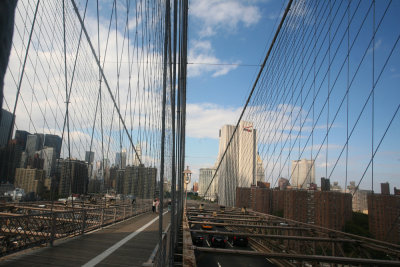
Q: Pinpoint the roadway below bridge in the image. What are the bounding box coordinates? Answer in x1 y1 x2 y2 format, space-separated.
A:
196 252 274 267
186 201 274 267
0 210 170 267
185 200 400 266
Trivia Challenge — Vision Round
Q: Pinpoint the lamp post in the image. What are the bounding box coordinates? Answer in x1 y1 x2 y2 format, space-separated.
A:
183 166 192 211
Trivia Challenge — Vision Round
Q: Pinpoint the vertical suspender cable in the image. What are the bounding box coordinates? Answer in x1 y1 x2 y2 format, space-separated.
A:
63 0 73 209
176 0 182 222
8 0 40 142
371 0 375 193
181 0 188 212
169 0 178 265
70 0 143 166
159 0 170 264
345 0 350 192
203 0 294 198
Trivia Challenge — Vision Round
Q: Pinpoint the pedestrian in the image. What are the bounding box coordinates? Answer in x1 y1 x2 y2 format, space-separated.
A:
152 199 156 213
155 198 160 213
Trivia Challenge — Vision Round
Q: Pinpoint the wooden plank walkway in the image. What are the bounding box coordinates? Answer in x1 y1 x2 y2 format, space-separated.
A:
0 211 170 267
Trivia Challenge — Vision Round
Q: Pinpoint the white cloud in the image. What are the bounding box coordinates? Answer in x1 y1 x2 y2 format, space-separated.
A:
368 39 382 53
190 0 262 37
4 1 164 168
188 40 239 77
186 103 242 139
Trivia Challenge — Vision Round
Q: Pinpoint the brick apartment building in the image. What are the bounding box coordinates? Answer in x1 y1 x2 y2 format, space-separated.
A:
314 191 352 230
236 187 352 230
284 190 309 223
368 194 400 244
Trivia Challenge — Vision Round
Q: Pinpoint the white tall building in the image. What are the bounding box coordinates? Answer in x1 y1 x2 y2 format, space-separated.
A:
133 144 142 166
215 121 263 207
115 149 127 169
198 168 217 201
291 159 315 189
256 153 265 183
40 147 56 177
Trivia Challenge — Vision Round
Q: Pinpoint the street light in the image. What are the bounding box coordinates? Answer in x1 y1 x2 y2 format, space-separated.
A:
183 166 192 210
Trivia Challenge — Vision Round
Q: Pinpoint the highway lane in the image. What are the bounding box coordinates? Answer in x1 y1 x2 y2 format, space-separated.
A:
196 251 275 267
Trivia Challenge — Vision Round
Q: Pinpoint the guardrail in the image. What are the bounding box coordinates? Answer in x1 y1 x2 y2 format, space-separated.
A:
142 223 171 267
0 203 151 256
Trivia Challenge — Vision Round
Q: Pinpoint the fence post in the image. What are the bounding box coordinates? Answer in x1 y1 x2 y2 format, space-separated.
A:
50 212 56 247
101 208 104 226
123 206 126 218
81 209 86 235
114 208 117 222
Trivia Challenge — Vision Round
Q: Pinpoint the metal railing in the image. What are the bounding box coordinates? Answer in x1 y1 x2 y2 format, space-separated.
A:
142 223 171 267
0 202 151 256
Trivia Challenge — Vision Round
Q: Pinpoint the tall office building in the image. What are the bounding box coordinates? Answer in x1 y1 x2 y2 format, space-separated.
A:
0 109 14 147
347 181 371 213
0 139 23 184
381 182 390 195
58 159 88 196
198 168 217 201
256 153 265 183
26 134 44 157
215 121 263 206
44 134 62 159
85 151 95 164
115 149 127 168
133 144 142 166
40 147 56 177
291 159 315 189
123 165 156 199
15 130 30 150
14 168 45 196
321 177 330 191
278 177 289 190
115 169 125 194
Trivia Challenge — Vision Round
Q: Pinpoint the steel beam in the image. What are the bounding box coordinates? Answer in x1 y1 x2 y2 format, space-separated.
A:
195 247 400 266
189 230 356 243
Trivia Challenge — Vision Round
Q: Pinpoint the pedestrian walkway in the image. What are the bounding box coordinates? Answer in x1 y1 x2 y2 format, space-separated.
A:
0 211 170 267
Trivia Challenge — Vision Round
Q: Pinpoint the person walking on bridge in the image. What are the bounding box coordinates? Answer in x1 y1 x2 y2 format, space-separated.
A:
155 198 160 213
152 199 156 213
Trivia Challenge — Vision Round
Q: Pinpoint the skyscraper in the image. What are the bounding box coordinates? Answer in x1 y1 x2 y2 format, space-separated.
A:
15 130 30 150
115 149 127 169
291 159 315 189
14 168 45 196
58 159 88 196
0 109 14 147
0 139 23 184
123 165 156 199
199 168 217 201
85 151 95 164
120 149 127 168
133 144 142 166
40 147 56 177
26 134 44 157
44 134 62 159
215 121 263 206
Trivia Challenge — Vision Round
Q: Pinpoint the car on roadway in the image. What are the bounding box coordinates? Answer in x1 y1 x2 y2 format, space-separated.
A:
229 234 249 247
209 233 227 248
191 223 206 246
212 219 225 231
201 222 213 230
192 232 205 246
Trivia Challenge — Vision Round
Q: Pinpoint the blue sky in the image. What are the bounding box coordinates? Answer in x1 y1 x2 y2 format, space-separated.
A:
5 0 399 193
185 0 292 180
185 0 400 193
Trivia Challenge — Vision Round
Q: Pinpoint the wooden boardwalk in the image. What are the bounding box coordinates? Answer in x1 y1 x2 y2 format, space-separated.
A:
0 211 170 267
